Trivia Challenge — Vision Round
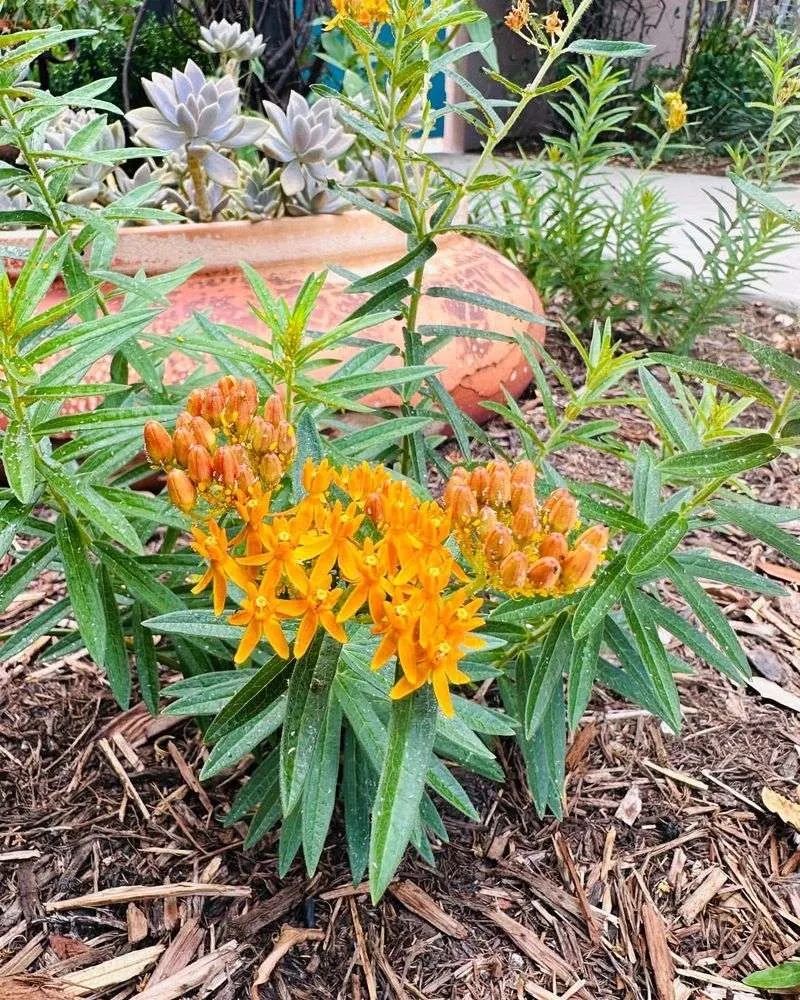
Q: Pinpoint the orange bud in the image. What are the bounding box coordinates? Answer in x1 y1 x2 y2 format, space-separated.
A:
259 452 283 487
172 426 193 466
364 491 384 524
201 386 224 424
277 422 295 457
511 459 535 489
487 462 512 507
477 505 498 537
144 420 173 466
187 444 213 487
543 488 578 534
166 468 196 512
576 524 609 552
527 556 561 591
249 416 270 453
470 466 489 504
500 551 528 590
185 389 204 416
484 524 514 563
512 505 539 542
511 482 536 513
450 483 478 524
175 412 194 431
444 474 467 508
191 416 216 452
263 392 285 425
214 445 241 488
539 531 568 561
561 544 600 590
217 375 237 399
450 465 469 482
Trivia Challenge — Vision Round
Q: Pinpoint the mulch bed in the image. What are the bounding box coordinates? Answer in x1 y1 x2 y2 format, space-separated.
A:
1 303 800 1000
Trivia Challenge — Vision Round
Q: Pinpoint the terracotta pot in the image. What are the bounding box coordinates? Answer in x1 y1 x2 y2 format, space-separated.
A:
4 211 544 422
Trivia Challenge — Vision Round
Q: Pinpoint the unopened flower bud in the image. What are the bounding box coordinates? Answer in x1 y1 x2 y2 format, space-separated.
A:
185 389 204 416
217 375 237 399
511 459 535 489
500 551 528 590
511 482 535 513
364 492 384 524
144 420 173 466
173 426 193 466
562 544 600 590
477 505 498 537
512 505 539 542
444 474 468 508
484 524 514 563
191 416 216 452
539 531 568 561
543 488 578 534
166 468 196 512
527 556 561 591
487 462 512 507
176 412 194 431
450 484 478 524
470 466 489 504
450 466 468 483
187 444 213 487
249 416 269 453
263 393 285 425
215 445 241 488
259 452 283 486
277 422 295 457
202 386 224 425
576 525 609 552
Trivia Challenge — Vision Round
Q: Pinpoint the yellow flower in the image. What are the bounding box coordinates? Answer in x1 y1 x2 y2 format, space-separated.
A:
229 578 290 663
325 0 390 31
663 90 688 132
190 521 251 616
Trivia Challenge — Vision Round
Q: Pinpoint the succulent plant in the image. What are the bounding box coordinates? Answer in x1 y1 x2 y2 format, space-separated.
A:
361 151 401 207
230 161 282 221
126 60 267 189
164 176 229 223
285 158 364 217
28 109 124 204
199 19 266 64
0 187 30 226
107 162 166 207
350 89 425 133
260 92 353 198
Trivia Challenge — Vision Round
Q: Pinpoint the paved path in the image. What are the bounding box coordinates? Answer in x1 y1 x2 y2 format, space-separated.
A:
435 153 800 309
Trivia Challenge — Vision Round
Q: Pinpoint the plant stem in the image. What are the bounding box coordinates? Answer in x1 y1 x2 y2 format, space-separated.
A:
187 151 213 223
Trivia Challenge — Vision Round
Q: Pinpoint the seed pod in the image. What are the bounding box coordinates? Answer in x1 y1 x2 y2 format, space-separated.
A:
144 420 173 466
449 484 478 524
484 523 514 563
561 544 600 590
576 524 609 552
512 505 539 542
487 462 512 507
187 444 213 487
202 386 224 424
511 482 536 513
539 531 568 561
185 389 204 416
543 487 578 534
172 426 193 466
166 468 196 512
191 416 216 452
469 466 489 504
263 392 285 425
364 491 384 524
527 556 561 591
511 459 535 489
259 452 283 486
500 551 528 590
214 445 241 488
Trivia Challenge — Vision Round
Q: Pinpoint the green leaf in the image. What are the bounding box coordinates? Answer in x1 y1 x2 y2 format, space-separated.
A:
342 726 375 885
369 686 438 902
426 285 549 327
0 537 57 614
566 39 653 57
632 444 660 524
740 335 800 391
336 415 431 458
639 367 701 452
201 695 286 781
621 587 681 732
142 610 242 642
55 514 106 665
712 500 800 565
302 699 343 876
673 550 786 597
347 240 436 294
224 747 279 827
3 420 36 505
567 629 601 730
280 633 342 815
0 595 68 664
647 353 776 408
278 802 303 877
743 960 800 990
206 656 289 742
98 565 131 709
292 408 325 502
243 760 282 848
524 613 572 738
658 433 779 481
626 512 689 574
132 602 159 715
572 555 630 641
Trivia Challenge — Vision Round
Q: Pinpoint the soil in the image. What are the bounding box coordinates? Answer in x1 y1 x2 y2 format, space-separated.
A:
1 303 800 1000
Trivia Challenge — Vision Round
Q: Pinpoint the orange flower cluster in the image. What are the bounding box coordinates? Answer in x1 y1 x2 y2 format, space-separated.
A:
144 376 296 515
326 0 390 30
443 459 608 598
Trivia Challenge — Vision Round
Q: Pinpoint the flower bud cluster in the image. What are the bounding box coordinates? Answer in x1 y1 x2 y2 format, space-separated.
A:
144 377 296 514
443 459 608 597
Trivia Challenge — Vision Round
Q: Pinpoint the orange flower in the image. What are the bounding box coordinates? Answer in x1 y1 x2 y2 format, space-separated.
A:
229 577 290 662
277 565 347 658
190 521 251 616
337 537 391 623
238 512 310 591
295 500 364 577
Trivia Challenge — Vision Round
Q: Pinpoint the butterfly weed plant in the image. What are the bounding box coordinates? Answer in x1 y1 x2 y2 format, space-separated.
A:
1 12 799 903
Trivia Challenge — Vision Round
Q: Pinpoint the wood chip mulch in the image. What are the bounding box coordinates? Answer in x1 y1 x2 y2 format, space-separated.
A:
1 303 800 1000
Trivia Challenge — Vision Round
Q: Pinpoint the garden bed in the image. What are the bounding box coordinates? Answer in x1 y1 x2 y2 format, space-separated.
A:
1 304 799 1000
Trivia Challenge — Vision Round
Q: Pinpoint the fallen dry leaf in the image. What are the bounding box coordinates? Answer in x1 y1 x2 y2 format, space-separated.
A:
762 786 800 830
748 677 800 715
614 785 642 826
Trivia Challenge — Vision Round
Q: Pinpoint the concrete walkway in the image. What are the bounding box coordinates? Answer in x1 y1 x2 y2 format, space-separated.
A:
435 153 800 309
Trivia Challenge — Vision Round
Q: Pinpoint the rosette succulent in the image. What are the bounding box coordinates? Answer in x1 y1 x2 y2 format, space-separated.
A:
199 19 266 67
286 159 364 217
29 109 124 205
126 60 267 191
231 161 282 221
0 188 30 226
260 92 353 197
361 152 401 207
